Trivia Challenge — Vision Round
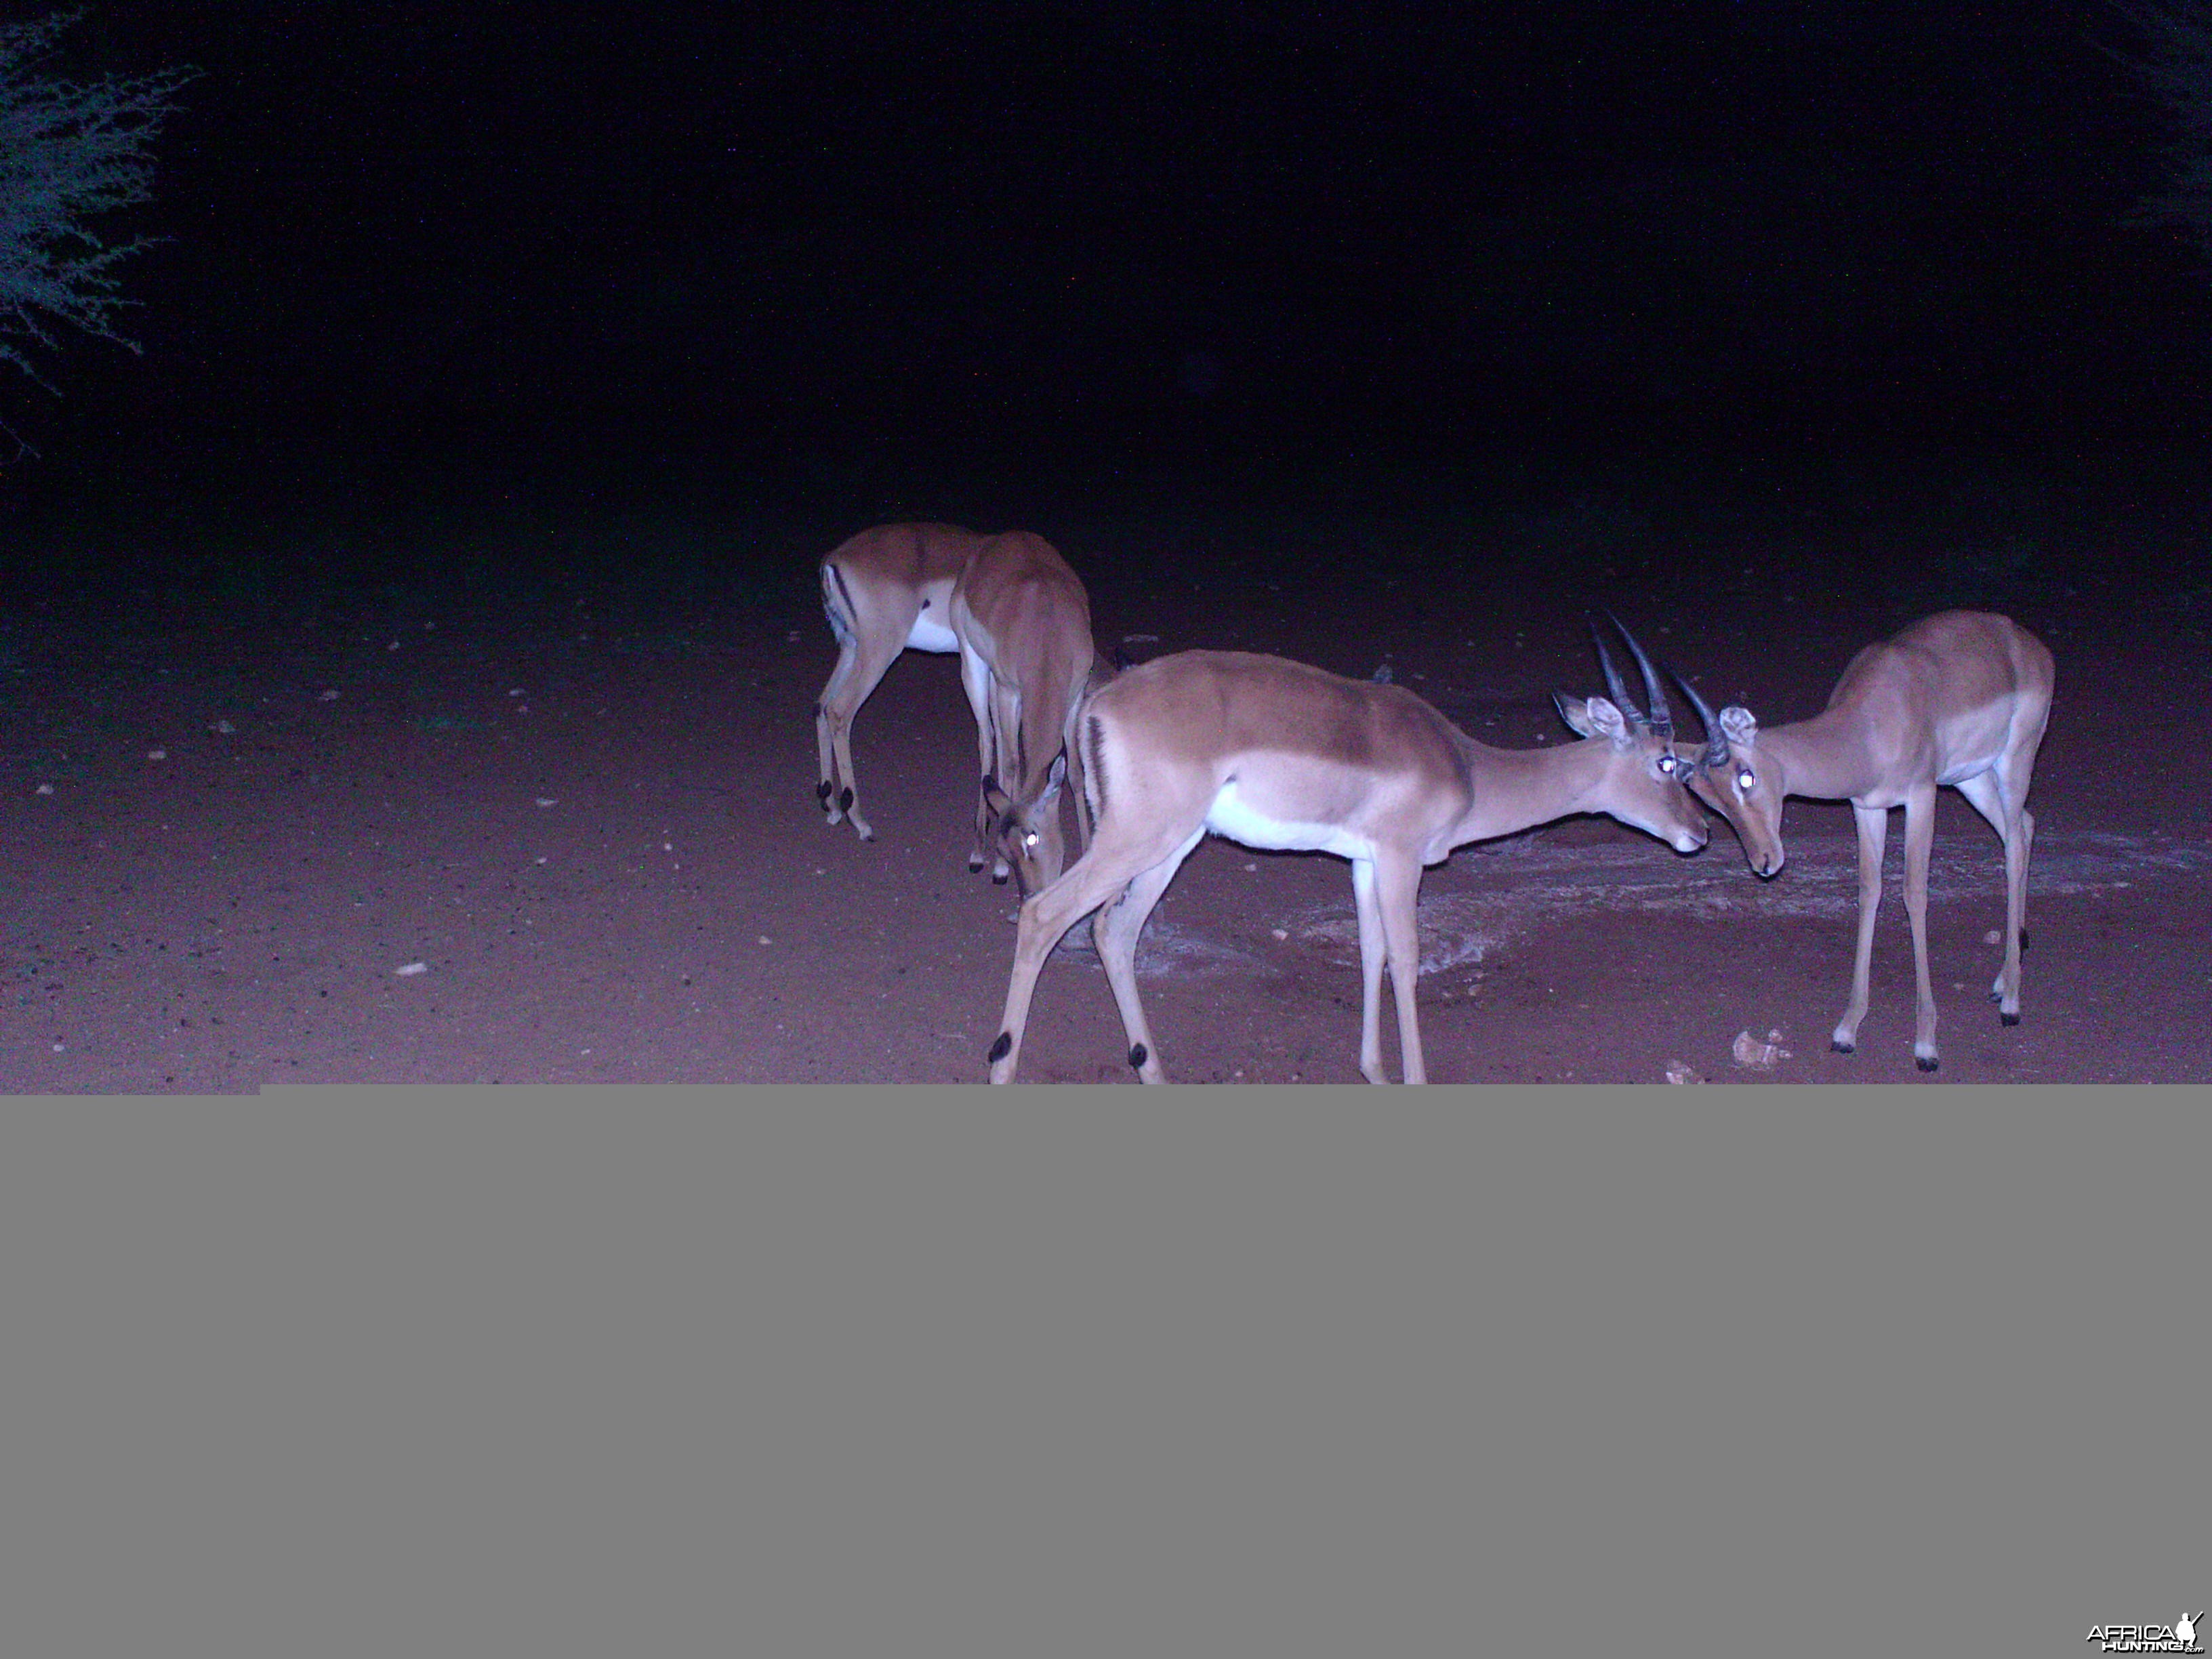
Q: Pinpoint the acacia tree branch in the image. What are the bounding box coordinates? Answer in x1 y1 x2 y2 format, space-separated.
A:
0 7 197 391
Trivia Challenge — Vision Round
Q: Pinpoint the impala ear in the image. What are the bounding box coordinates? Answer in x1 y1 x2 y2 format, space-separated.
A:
1719 705 1758 747
1557 693 1631 745
1035 750 1068 805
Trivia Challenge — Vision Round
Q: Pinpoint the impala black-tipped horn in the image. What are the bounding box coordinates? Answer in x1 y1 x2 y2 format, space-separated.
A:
1591 610 1672 739
1586 612 1645 726
1614 613 1673 739
1668 664 1730 770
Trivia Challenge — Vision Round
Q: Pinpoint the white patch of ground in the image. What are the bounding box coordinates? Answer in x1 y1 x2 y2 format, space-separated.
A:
1141 828 2207 979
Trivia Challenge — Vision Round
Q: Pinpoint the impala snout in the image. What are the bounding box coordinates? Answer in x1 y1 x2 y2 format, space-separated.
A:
1007 832 1045 900
1737 817 1786 880
1719 822 1784 879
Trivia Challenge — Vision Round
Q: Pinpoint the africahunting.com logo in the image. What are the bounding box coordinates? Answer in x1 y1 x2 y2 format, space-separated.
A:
2087 1613 2205 1654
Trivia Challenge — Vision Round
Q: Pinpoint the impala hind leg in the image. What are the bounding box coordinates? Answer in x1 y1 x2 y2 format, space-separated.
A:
816 626 908 840
2009 804 2035 1000
1832 804 1889 1056
1902 786 1941 1071
1091 830 1204 1084
1954 772 2032 1025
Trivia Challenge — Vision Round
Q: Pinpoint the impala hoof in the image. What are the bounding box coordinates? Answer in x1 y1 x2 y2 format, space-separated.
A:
968 857 985 873
2001 1012 2020 1027
1830 1038 1854 1054
1915 1055 1940 1073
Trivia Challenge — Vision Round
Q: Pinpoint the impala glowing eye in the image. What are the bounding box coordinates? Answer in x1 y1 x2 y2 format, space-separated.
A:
1736 770 1755 792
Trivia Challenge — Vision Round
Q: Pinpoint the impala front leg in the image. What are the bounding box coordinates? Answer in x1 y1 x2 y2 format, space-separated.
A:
981 679 1027 884
1374 853 1428 1084
957 644 999 875
989 853 1149 1083
1350 858 1389 1083
988 898 1064 1085
1833 803 1887 1055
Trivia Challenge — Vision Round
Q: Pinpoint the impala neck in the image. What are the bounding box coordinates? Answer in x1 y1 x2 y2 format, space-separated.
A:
1755 707 1883 802
1449 732 1632 845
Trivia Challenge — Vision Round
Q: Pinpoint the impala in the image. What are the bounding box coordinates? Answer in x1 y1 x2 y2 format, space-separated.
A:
815 523 988 842
985 621 1710 1084
815 523 1109 886
950 531 1107 892
1673 610 2055 1072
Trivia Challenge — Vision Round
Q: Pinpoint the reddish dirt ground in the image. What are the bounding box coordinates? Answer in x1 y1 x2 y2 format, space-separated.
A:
4 497 2207 1090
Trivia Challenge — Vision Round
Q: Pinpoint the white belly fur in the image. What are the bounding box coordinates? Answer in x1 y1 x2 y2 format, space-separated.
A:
906 611 960 653
1206 780 1374 860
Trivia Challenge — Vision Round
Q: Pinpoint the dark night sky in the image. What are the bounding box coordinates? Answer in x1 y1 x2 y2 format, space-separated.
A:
10 2 2205 521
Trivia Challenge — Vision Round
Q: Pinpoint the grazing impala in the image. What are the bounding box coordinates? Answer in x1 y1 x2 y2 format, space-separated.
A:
950 531 1107 892
986 620 1710 1084
1673 610 2055 1072
815 523 988 842
815 523 1110 885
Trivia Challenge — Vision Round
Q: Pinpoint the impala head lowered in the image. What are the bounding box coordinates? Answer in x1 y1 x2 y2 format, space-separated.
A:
981 752 1071 899
1663 611 2053 1071
982 619 1717 1086
1666 669 1786 878
1561 611 1707 855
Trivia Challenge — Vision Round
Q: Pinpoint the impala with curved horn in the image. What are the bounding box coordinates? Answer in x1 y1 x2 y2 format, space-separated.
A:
1667 611 2055 1073
985 617 1708 1084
